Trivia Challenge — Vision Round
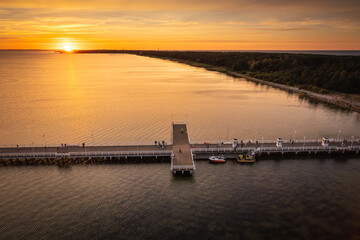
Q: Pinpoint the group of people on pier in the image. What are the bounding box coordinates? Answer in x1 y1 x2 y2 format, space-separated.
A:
155 140 167 148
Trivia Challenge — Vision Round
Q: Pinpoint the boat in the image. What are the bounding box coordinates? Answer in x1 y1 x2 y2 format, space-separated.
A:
237 151 255 163
209 155 226 163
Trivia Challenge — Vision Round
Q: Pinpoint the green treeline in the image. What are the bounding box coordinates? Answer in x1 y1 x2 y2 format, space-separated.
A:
129 51 360 94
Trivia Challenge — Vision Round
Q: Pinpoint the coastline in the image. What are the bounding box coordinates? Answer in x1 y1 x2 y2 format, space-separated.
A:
139 55 360 113
226 71 360 112
61 50 360 112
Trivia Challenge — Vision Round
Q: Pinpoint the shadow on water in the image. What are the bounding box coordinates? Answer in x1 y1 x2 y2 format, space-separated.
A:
56 166 73 177
333 157 350 163
171 174 195 183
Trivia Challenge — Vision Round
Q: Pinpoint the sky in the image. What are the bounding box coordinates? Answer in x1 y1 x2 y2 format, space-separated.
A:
0 0 360 50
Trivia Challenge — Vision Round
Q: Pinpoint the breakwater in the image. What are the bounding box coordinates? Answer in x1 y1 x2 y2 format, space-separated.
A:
0 156 171 167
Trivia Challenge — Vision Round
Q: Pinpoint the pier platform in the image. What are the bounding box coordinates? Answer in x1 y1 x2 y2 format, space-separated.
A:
171 123 196 175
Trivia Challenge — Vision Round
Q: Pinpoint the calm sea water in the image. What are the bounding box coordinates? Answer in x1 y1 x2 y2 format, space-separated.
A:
0 51 360 240
0 160 360 240
0 51 359 146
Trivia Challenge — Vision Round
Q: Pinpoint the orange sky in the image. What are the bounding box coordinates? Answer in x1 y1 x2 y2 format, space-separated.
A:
1 0 360 50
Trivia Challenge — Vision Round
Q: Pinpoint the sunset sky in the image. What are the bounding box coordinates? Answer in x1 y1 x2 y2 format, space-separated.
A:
1 0 360 50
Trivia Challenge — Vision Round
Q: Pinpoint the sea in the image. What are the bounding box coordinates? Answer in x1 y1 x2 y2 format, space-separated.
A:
0 50 359 239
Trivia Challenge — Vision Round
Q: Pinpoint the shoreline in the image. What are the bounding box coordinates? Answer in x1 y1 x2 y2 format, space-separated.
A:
61 50 360 112
141 55 360 113
226 71 360 112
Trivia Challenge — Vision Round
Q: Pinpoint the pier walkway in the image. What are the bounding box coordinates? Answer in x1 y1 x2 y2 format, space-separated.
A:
171 123 196 174
1 124 359 172
192 139 360 159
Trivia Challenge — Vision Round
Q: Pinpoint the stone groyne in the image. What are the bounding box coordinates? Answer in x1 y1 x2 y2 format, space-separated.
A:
0 156 171 167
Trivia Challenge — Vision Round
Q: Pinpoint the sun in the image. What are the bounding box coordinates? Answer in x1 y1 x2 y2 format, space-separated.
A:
63 45 73 52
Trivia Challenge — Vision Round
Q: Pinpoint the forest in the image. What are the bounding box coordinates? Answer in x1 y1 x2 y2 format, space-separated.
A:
72 50 360 94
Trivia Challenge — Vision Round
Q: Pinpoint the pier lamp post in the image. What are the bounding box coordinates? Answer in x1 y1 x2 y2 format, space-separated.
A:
293 130 297 142
337 130 342 142
351 136 354 148
254 130 257 143
261 136 264 149
303 137 306 150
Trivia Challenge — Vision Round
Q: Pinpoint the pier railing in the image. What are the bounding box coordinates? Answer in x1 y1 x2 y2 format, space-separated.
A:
170 152 196 171
193 148 256 153
190 138 359 145
2 146 359 159
1 138 359 149
193 145 360 153
171 165 196 171
258 146 360 152
0 150 172 159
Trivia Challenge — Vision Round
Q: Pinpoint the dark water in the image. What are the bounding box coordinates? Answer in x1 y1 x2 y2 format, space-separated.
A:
1 159 359 240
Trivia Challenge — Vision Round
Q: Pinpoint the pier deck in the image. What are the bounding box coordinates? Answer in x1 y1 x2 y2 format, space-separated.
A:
0 124 359 171
171 124 195 174
2 140 358 155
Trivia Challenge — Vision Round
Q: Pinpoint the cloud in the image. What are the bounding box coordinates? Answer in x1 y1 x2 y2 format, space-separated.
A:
1 0 360 11
0 0 359 49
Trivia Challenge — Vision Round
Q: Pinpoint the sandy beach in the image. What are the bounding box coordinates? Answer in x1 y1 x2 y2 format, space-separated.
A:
226 71 360 112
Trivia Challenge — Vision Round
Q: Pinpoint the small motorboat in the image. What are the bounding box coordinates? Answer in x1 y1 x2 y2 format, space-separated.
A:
237 151 256 163
209 155 226 163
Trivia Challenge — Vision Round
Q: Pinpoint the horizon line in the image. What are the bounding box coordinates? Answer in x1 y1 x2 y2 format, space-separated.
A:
1 49 360 51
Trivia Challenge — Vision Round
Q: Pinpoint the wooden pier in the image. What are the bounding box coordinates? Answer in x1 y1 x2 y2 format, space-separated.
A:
192 145 360 160
170 123 196 175
0 123 359 173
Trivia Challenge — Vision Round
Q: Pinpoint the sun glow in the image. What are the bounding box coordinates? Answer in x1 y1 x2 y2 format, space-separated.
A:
63 45 73 52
